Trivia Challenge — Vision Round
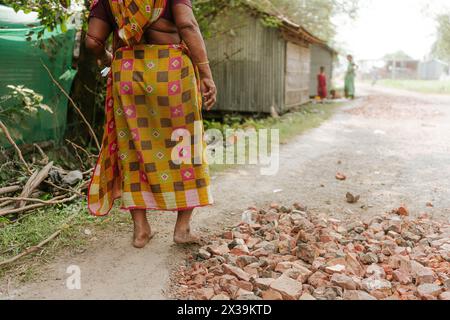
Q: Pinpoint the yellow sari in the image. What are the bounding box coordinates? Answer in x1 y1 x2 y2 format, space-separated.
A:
88 0 213 216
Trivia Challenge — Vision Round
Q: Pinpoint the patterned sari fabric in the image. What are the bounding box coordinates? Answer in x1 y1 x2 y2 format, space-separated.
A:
110 0 166 46
88 1 213 216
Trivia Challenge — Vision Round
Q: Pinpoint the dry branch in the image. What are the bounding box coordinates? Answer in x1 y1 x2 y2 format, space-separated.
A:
0 185 21 196
66 139 95 159
21 141 54 156
17 161 54 208
0 200 13 208
0 195 71 205
33 143 49 165
0 120 32 174
0 194 78 217
82 168 94 176
44 180 83 196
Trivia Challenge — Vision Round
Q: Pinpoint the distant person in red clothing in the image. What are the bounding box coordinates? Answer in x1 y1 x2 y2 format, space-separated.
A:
317 66 328 100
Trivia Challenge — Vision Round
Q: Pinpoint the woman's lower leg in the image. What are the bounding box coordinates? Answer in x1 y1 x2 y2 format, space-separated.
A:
174 209 200 244
131 209 152 248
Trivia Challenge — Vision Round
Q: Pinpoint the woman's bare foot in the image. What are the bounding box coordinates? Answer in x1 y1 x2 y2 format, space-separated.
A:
173 228 201 245
131 209 154 249
174 209 201 245
133 229 156 248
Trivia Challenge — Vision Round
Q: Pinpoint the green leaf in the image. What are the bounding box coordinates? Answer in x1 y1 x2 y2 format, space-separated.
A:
60 22 67 33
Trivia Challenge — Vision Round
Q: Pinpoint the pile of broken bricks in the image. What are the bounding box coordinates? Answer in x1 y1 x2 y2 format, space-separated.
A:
172 203 450 300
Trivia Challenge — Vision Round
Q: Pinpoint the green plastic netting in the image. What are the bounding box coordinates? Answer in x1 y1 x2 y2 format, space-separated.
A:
0 4 76 147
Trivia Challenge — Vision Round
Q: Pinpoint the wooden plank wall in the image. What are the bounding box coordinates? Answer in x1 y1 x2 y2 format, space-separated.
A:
284 41 311 108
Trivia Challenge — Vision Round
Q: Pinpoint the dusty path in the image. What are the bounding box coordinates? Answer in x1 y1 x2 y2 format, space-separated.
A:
4 85 450 299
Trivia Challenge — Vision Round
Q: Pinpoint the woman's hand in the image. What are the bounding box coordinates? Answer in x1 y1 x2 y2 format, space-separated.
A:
97 50 113 68
198 64 216 110
200 77 216 111
98 50 113 67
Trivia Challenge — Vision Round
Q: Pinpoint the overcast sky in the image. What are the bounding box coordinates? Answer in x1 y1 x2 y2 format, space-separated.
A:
334 0 450 60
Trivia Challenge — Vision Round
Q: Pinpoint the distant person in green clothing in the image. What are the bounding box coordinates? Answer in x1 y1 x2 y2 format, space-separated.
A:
345 55 358 99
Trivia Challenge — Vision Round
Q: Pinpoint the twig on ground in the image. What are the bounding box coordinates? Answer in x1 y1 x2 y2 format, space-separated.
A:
79 179 90 191
0 120 32 175
0 195 71 205
19 141 54 157
0 194 79 217
17 162 54 208
44 180 83 196
82 168 95 176
0 185 21 196
0 200 13 208
66 139 96 159
33 143 49 165
0 212 79 267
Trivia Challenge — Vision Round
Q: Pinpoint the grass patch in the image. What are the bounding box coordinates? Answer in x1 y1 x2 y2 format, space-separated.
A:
0 201 130 281
270 103 340 144
378 79 450 95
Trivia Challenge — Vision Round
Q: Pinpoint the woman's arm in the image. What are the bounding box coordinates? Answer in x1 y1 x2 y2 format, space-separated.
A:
173 4 216 110
85 17 113 67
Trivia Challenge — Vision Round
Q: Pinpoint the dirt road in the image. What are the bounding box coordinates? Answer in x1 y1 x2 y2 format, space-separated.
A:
4 85 450 299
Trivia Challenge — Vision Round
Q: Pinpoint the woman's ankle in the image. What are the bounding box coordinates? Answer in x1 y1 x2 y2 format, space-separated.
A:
131 209 148 222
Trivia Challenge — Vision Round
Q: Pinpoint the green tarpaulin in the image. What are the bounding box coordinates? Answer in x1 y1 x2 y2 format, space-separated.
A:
0 4 76 146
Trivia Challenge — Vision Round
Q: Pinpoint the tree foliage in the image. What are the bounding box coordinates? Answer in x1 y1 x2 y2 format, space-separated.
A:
192 0 246 38
1 0 359 42
248 0 359 41
0 85 53 140
0 0 72 32
432 14 450 63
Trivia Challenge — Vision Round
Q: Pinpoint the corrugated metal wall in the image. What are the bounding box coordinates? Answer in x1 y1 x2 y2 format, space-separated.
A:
418 60 449 80
309 44 334 97
206 13 286 113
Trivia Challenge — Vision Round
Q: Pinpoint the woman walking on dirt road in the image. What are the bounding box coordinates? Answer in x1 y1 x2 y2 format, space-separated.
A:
85 0 216 248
